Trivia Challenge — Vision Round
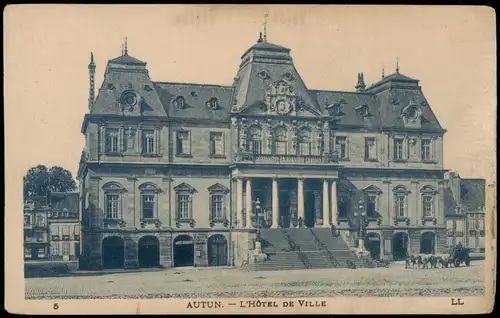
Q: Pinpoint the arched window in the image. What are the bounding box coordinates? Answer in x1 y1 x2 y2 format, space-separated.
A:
247 126 262 155
420 185 438 219
274 127 288 155
102 182 126 220
393 185 410 218
139 183 161 220
298 128 312 155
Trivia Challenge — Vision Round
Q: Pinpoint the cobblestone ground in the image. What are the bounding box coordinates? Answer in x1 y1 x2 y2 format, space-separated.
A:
25 261 485 299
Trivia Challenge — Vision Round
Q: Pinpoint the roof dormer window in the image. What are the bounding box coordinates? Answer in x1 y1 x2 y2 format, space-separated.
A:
355 104 371 117
207 97 219 110
173 96 185 109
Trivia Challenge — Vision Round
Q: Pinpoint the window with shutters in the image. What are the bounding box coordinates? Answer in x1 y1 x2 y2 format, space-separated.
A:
209 132 225 157
176 130 191 156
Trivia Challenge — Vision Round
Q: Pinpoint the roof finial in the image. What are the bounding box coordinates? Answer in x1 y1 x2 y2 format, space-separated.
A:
263 12 268 42
257 32 263 43
124 37 128 55
89 52 95 65
396 57 399 73
382 67 385 79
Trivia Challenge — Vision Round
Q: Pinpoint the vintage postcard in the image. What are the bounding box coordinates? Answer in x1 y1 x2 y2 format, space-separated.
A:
4 4 496 315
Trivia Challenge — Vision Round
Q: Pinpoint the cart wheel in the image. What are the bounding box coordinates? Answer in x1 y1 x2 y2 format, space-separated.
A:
454 259 461 267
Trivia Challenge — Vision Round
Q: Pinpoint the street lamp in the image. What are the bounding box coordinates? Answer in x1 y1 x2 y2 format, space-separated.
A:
254 198 262 240
354 197 367 251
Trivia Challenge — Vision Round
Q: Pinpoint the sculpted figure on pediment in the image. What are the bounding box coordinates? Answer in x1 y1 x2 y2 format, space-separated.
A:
264 79 297 116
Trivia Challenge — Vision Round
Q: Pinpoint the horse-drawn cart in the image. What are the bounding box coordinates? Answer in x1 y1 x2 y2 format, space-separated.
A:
450 245 471 267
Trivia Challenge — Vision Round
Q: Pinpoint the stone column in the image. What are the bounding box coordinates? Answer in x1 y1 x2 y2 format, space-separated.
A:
331 179 338 226
236 178 243 228
245 178 253 228
297 178 305 227
322 179 330 227
271 178 279 228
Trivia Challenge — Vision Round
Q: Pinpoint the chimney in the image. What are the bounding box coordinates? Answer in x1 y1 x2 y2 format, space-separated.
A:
448 171 462 205
355 72 366 92
88 52 96 111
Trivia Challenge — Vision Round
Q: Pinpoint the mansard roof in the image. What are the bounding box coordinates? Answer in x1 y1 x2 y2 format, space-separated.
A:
460 178 486 209
153 82 233 120
84 37 446 133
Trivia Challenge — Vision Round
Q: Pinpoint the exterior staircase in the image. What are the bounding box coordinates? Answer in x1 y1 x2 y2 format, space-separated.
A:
247 228 390 271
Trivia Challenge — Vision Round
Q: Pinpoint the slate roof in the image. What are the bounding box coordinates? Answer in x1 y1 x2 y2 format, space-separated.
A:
87 40 446 133
50 192 79 219
109 54 147 65
460 179 486 210
444 188 461 217
154 82 233 120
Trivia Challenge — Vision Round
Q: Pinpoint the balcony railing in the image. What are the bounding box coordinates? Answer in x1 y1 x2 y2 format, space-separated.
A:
233 152 339 164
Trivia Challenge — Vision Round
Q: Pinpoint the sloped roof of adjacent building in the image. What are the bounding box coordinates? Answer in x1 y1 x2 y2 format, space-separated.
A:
460 179 486 210
444 187 461 217
50 192 79 219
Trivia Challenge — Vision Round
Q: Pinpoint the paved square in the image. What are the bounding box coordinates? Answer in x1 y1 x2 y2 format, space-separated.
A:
25 261 485 299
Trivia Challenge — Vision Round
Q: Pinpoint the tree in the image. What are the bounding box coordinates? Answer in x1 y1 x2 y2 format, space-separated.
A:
23 165 77 198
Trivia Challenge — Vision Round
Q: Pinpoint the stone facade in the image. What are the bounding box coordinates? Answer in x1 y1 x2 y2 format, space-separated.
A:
78 35 450 269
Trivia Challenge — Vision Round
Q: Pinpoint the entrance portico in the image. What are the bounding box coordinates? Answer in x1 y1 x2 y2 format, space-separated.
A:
232 168 339 229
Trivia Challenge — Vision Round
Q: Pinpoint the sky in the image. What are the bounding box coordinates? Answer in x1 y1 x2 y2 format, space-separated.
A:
5 5 497 187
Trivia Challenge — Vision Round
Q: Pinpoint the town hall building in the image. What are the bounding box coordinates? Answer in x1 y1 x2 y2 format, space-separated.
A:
77 32 448 270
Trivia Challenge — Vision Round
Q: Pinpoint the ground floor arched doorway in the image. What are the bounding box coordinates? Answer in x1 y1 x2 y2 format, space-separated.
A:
420 231 436 254
102 236 124 269
392 232 409 261
365 232 381 260
207 234 228 266
138 236 160 268
173 235 194 267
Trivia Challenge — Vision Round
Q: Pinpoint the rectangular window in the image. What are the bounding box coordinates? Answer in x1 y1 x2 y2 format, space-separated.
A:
35 215 44 225
24 215 31 225
74 225 80 236
421 139 432 161
177 194 190 219
335 137 348 159
364 137 376 160
105 194 119 219
275 141 287 155
62 243 70 256
142 194 155 219
211 195 224 219
396 195 405 217
299 142 311 155
106 128 120 153
423 196 433 217
51 242 59 256
394 138 404 160
62 226 70 236
176 131 191 155
142 130 156 154
367 195 377 218
35 232 44 242
210 132 224 156
250 140 262 155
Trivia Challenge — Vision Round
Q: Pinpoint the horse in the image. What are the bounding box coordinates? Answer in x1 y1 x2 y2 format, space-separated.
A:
433 253 452 268
416 254 435 269
405 255 418 269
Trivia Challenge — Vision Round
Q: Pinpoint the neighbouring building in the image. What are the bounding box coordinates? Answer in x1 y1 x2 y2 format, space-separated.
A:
24 196 50 260
78 32 450 270
48 192 81 261
444 172 486 253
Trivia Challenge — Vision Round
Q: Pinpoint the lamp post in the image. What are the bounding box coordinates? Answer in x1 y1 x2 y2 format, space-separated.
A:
354 197 367 251
254 197 262 240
